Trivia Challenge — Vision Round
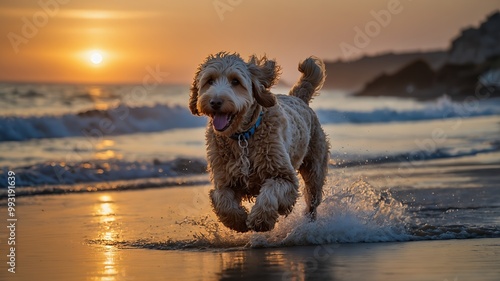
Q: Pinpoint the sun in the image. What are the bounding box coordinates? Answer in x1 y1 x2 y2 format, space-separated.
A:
89 51 104 65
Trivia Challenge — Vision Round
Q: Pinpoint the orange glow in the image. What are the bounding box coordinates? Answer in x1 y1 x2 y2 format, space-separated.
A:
0 1 498 84
80 49 108 67
95 150 122 161
99 195 112 203
94 194 120 280
95 195 117 225
102 245 118 279
96 140 116 150
75 49 112 71
85 86 111 110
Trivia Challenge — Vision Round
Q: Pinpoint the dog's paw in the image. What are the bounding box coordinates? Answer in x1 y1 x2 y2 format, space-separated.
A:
247 218 275 232
304 207 317 221
246 210 278 232
228 218 250 233
216 208 250 233
210 188 249 232
278 201 295 216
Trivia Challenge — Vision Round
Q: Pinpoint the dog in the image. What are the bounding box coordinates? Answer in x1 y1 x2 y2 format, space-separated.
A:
189 52 329 232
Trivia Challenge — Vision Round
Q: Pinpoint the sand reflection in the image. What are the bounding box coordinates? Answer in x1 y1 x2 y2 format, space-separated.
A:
93 194 122 281
100 245 118 281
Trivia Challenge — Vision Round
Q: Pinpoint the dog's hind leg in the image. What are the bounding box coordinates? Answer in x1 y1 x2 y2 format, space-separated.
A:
209 188 249 232
299 126 329 220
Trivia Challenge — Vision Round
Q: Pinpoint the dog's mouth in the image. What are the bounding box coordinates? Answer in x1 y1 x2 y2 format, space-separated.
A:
212 113 235 132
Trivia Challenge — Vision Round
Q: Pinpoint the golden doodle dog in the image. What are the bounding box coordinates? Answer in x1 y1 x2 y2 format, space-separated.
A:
189 52 329 232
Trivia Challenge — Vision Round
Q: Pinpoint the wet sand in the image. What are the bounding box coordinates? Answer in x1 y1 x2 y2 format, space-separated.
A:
1 186 499 281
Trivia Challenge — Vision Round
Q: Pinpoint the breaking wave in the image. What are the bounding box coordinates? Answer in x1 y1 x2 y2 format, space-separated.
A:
316 95 500 124
0 104 205 142
2 139 498 193
2 96 499 142
0 157 208 194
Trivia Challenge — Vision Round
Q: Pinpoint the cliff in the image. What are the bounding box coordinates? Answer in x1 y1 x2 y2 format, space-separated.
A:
448 12 500 65
354 11 500 100
322 51 446 90
355 57 500 100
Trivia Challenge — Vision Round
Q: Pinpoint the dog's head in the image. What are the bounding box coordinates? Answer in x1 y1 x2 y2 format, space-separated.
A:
189 52 279 136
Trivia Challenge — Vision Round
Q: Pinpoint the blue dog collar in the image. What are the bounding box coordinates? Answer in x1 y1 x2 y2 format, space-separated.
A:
230 111 263 141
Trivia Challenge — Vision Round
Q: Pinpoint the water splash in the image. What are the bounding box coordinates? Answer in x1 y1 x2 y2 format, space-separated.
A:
87 177 500 251
89 178 413 250
273 179 410 246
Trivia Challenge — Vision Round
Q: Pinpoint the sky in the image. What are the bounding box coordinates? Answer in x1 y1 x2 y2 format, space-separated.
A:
1 0 499 84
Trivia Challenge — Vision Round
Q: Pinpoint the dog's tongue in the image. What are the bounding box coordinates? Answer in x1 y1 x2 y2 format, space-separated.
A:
213 113 230 131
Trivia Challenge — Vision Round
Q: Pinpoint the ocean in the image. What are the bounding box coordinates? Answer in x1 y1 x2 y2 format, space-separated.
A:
1 81 500 246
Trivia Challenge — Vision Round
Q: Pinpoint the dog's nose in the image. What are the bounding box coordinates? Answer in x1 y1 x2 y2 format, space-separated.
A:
210 98 223 110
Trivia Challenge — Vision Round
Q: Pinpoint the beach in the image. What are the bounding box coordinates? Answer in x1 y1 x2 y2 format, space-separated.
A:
1 83 500 280
2 2 500 280
1 185 499 281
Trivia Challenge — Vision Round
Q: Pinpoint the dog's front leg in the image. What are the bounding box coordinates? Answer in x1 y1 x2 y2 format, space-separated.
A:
209 188 249 232
246 177 299 232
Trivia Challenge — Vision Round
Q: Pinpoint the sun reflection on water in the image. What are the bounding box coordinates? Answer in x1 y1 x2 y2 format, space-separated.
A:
96 140 116 150
93 194 122 281
87 86 109 110
100 246 118 281
94 139 123 161
95 150 123 161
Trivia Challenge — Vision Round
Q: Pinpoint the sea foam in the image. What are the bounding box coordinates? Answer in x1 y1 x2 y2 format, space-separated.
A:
2 96 500 142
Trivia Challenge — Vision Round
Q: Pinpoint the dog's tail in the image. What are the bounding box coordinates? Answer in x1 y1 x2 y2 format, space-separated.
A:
289 56 326 105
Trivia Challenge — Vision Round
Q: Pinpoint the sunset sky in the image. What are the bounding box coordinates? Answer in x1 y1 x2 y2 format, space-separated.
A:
1 0 499 84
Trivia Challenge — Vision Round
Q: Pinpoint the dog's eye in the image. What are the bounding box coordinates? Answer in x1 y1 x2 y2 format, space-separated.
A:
207 78 215 86
231 79 240 86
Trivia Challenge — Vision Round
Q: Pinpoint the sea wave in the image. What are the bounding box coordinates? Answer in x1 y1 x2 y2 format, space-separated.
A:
0 103 205 142
317 95 500 124
333 141 500 167
0 157 208 193
2 96 500 142
2 139 498 191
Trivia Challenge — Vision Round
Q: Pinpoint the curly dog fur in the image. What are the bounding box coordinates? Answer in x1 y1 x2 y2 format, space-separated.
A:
189 52 329 232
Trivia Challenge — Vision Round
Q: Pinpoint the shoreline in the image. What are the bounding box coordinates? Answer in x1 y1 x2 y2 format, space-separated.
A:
1 186 499 280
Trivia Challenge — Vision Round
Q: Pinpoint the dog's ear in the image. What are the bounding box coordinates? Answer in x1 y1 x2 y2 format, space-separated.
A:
248 55 280 108
189 67 201 116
